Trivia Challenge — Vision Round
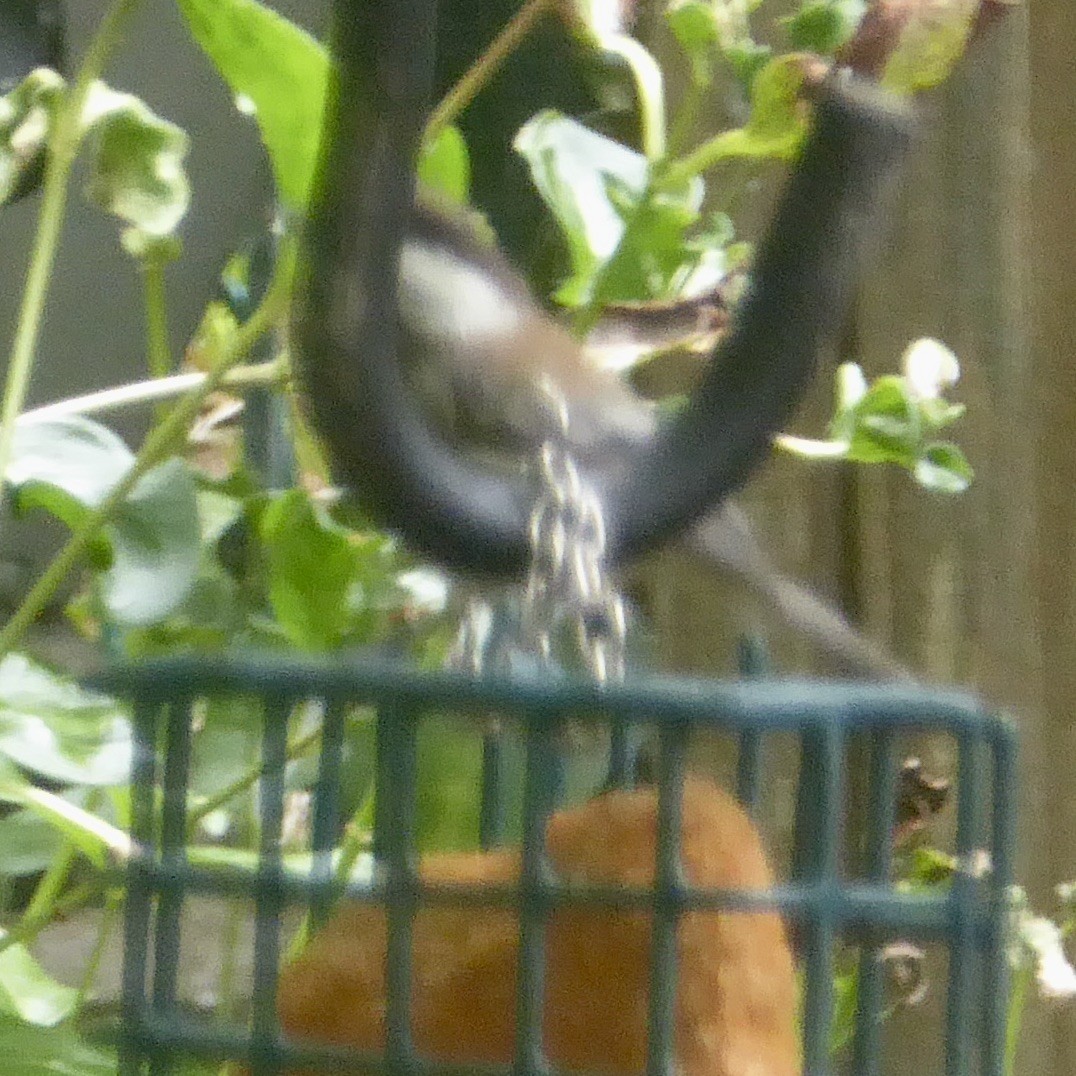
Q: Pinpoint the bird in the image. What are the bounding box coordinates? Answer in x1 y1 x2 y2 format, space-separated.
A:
397 199 658 462
400 200 909 681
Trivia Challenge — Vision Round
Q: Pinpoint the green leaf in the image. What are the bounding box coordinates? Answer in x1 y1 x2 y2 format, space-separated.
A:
0 68 65 206
0 756 24 803
260 490 359 651
0 808 63 876
882 1 977 95
898 845 957 890
661 54 809 188
9 417 200 626
415 715 488 852
0 653 130 787
81 82 190 243
0 939 78 1027
587 180 702 304
830 963 860 1053
920 397 966 431
723 39 774 94
197 489 245 546
514 112 704 306
784 0 867 54
188 695 263 803
723 54 809 157
667 1 722 86
0 1015 115 1075
842 376 920 464
675 0 755 49
418 125 471 205
176 0 330 209
915 442 973 493
8 783 128 869
515 110 654 305
105 458 201 626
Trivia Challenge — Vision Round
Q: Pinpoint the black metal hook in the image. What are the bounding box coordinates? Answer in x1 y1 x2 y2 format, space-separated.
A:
294 0 916 579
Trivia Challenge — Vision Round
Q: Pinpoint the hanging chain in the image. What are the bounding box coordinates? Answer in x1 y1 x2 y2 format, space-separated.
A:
448 377 629 685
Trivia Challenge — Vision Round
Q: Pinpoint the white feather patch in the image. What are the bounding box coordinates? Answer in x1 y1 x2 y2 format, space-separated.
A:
399 241 523 345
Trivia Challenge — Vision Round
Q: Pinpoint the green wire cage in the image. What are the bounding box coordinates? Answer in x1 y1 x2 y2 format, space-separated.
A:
98 654 1015 1076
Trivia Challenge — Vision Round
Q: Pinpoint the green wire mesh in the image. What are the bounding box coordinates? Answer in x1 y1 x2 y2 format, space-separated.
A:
94 653 1017 1076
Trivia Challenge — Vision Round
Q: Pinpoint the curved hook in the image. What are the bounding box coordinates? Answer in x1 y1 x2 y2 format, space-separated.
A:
295 0 915 579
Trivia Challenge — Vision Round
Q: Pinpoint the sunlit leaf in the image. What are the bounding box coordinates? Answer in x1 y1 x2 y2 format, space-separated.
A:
176 0 330 208
897 845 957 891
841 376 919 464
715 54 809 159
0 68 64 206
881 0 977 94
784 0 867 53
0 938 78 1027
0 1015 115 1075
81 82 190 243
786 359 972 493
669 0 755 49
10 783 129 869
418 125 471 205
587 180 701 304
515 110 652 304
915 442 974 493
667 1 722 86
0 653 130 787
10 417 201 626
260 490 359 651
515 112 705 306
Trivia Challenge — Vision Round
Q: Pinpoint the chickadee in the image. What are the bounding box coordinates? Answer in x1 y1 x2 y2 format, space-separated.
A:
398 202 911 682
397 202 657 460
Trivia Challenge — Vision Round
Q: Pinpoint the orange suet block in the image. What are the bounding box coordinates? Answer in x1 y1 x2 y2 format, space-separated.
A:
277 776 800 1076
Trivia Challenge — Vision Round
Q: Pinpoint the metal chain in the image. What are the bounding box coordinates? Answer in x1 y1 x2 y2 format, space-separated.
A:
448 377 629 685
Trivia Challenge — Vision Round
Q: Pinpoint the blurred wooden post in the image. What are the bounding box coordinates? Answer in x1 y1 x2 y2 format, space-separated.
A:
1028 0 1076 1070
644 5 1066 1071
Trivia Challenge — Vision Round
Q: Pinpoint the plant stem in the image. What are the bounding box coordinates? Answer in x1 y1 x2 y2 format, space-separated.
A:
142 253 173 381
0 0 143 511
76 890 122 1006
667 80 702 158
333 817 372 890
187 720 322 835
216 899 244 1024
0 879 99 958
1004 962 1034 1076
595 34 666 160
21 359 287 424
425 0 554 140
0 242 295 659
22 841 78 925
774 434 851 459
15 782 132 862
283 791 375 965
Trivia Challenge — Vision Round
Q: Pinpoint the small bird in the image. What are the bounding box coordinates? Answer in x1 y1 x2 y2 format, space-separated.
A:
401 201 910 681
276 776 801 1076
398 201 658 461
